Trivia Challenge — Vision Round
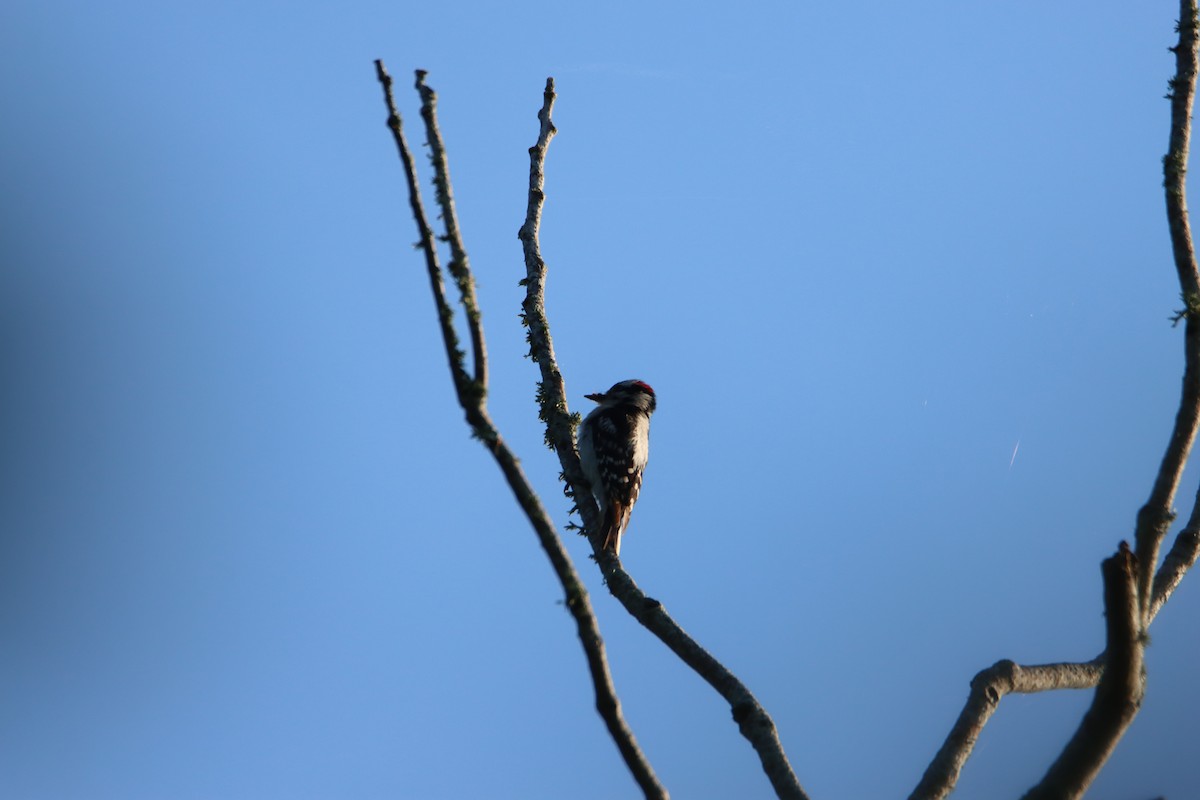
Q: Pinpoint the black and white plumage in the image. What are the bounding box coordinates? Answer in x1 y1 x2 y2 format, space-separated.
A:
577 379 656 556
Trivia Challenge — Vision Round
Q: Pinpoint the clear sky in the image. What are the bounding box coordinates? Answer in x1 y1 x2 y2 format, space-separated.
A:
2 1 1197 798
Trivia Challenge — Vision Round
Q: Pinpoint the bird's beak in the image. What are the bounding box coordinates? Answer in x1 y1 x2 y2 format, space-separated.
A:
584 392 605 403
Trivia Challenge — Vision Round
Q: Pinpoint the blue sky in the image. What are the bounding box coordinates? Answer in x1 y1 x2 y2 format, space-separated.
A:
2 1 1197 798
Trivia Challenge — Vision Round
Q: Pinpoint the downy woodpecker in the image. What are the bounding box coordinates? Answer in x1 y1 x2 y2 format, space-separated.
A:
578 380 656 556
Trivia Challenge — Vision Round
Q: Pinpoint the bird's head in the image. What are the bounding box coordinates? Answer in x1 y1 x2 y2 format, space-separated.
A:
585 380 657 414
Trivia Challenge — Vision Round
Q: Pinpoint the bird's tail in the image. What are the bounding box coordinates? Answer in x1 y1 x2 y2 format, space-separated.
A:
601 503 629 556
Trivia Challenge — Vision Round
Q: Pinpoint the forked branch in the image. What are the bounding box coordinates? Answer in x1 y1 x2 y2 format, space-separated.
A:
1021 545 1143 800
374 61 665 800
909 6 1200 797
1138 0 1200 618
909 658 1104 800
909 529 1196 800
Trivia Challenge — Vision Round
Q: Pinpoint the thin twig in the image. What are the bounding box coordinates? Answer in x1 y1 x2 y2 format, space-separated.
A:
374 61 468 396
415 71 488 391
515 77 668 800
1021 545 1144 800
1149 525 1200 619
517 79 578 457
516 81 808 800
1165 0 1200 302
375 61 660 798
1138 0 1200 620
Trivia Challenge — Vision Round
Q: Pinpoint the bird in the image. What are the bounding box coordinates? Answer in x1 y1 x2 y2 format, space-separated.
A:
577 379 657 556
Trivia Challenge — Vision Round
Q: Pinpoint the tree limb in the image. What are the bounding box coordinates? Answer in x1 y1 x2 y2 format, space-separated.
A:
1138 0 1200 620
601 565 808 800
1021 545 1144 800
374 61 665 800
515 76 667 800
910 9 1200 798
374 62 469 398
515 80 808 800
414 70 488 391
1149 525 1200 619
908 658 1104 800
908 517 1198 800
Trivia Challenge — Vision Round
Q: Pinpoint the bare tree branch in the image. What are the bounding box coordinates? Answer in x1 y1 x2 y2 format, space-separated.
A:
517 79 578 457
908 658 1104 800
910 521 1198 800
1165 0 1200 303
515 76 667 800
515 80 809 800
414 71 489 391
1149 525 1200 619
910 8 1200 797
374 62 470 397
1021 545 1144 800
601 566 808 800
1138 0 1200 620
374 61 664 800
